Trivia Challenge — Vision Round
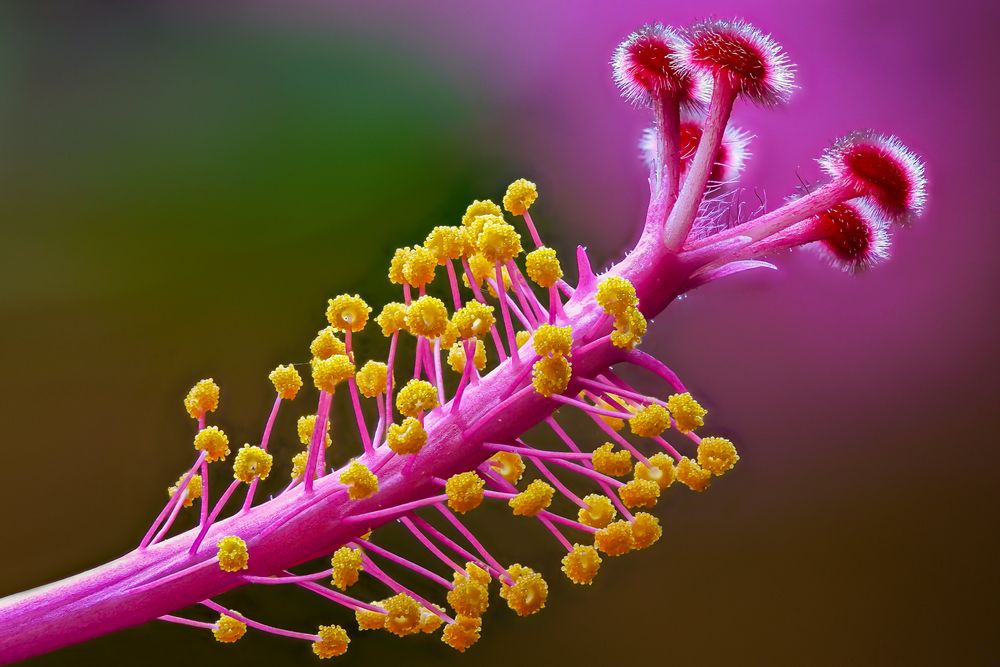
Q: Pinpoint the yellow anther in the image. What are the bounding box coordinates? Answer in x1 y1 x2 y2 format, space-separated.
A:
508 479 554 516
461 199 502 228
388 247 412 285
297 414 332 448
419 607 444 634
447 572 489 617
212 614 247 643
291 451 309 479
330 546 363 590
591 443 632 477
387 417 427 455
477 219 523 263
561 544 602 585
595 276 638 316
666 392 707 433
452 301 495 339
499 564 547 616
618 478 660 509
194 426 230 463
447 339 487 373
269 364 303 400
381 593 422 637
425 226 465 263
676 456 712 492
355 361 389 398
466 253 494 286
611 306 647 349
532 324 573 358
634 452 676 490
488 451 525 485
445 472 485 513
531 355 571 397
375 302 408 337
578 493 617 529
440 320 461 348
184 378 220 420
465 562 491 586
442 615 482 652
697 437 739 476
167 473 202 508
515 330 531 348
326 294 371 333
311 326 347 360
312 625 350 659
629 403 671 438
525 246 563 288
403 245 438 288
217 535 249 572
631 512 662 550
503 178 538 216
233 445 273 484
355 605 386 631
339 461 379 500
594 520 634 556
395 379 439 417
404 295 449 339
312 354 355 393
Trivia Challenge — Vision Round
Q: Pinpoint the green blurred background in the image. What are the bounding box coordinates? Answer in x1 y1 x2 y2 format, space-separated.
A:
2 2 997 665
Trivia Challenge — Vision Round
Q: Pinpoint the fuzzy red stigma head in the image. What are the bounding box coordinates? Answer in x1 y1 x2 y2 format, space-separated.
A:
819 131 927 222
640 119 750 184
612 23 704 106
676 19 794 106
810 200 890 272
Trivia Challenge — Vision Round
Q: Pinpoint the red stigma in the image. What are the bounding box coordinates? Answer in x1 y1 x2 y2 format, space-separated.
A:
813 202 888 271
613 24 699 105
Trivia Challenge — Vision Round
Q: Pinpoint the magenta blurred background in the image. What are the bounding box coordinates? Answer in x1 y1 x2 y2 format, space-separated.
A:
2 0 997 664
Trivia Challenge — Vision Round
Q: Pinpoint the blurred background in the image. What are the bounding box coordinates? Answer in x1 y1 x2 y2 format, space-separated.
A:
1 0 997 664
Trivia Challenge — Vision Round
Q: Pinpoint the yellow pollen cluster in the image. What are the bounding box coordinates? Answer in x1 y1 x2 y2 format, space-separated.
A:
376 302 408 337
445 471 485 513
268 364 303 400
297 414 332 448
167 473 202 508
611 306 647 349
676 456 712 492
396 379 439 417
461 199 502 227
184 378 220 420
525 246 563 288
465 562 491 586
629 403 671 437
533 324 573 357
477 219 523 264
442 615 482 652
499 564 548 616
618 478 660 509
388 247 411 285
595 276 638 316
291 451 309 480
578 493 617 528
503 178 538 216
355 606 386 631
419 608 444 634
194 426 230 463
425 226 465 263
312 354 355 393
403 246 438 288
312 625 350 659
311 327 347 360
404 295 449 339
697 437 739 476
515 330 531 348
212 614 247 643
631 512 662 550
381 593 422 637
488 451 525 484
531 355 572 397
233 445 273 484
326 294 371 333
330 546 363 590
561 544 602 585
595 520 634 556
447 572 489 617
667 392 707 433
464 252 511 295
452 301 495 338
508 479 555 516
217 535 249 572
591 443 633 477
387 417 427 455
339 461 379 500
634 452 676 490
355 361 389 398
447 339 487 373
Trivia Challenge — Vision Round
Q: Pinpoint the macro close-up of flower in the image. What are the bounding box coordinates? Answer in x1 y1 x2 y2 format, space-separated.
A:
1 1 997 666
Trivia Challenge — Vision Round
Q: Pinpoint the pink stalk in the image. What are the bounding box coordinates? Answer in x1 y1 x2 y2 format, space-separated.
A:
488 274 534 331
651 435 683 461
347 377 373 455
244 569 332 584
445 259 463 310
347 494 449 525
479 467 574 551
149 486 190 546
579 377 662 407
483 441 593 460
385 331 398 422
461 257 508 361
433 338 446 406
528 456 586 508
353 539 453 589
545 416 633 519
623 349 687 393
507 260 548 323
398 516 465 574
549 393 634 420
409 516 505 582
358 555 453 623
242 394 282 512
189 479 241 554
450 340 474 414
493 264 520 364
140 450 207 549
520 210 543 248
295 580 386 614
200 600 318 642
303 390 332 492
158 614 215 630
